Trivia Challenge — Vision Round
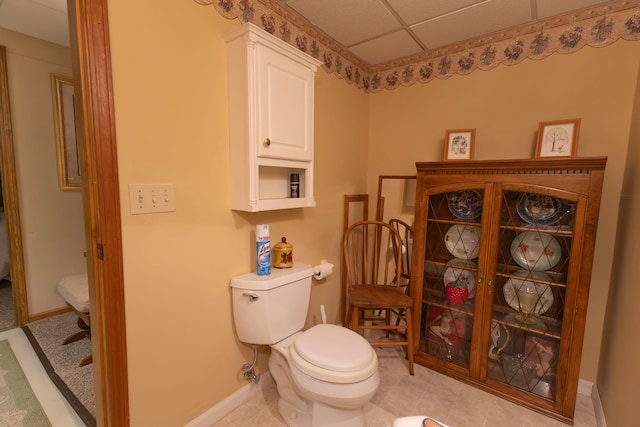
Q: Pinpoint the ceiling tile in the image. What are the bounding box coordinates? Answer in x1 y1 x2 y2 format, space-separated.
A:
536 0 612 19
386 0 481 26
349 29 423 65
285 0 400 46
411 0 533 50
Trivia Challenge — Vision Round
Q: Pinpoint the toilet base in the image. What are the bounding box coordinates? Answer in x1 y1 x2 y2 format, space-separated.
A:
278 398 312 427
269 341 371 427
277 394 365 427
312 401 364 427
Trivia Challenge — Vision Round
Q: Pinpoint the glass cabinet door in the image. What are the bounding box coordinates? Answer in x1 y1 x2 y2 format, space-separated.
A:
486 188 577 401
419 188 484 370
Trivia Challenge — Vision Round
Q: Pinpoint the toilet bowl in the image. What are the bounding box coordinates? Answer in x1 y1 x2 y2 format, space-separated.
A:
270 325 380 426
230 263 380 426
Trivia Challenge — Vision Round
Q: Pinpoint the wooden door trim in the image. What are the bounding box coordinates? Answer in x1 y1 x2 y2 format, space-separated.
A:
67 1 129 425
0 45 28 326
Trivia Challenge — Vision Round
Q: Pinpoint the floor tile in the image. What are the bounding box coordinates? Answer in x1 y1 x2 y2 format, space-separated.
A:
214 342 599 427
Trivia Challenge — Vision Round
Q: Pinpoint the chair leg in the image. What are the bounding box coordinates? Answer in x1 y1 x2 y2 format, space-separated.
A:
63 330 90 345
405 306 414 375
351 306 360 333
79 354 93 367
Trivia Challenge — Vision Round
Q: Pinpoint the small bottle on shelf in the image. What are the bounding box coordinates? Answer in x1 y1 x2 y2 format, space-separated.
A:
290 174 300 198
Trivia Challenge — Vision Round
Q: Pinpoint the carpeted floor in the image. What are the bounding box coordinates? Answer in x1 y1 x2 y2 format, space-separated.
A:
23 312 96 427
0 279 16 331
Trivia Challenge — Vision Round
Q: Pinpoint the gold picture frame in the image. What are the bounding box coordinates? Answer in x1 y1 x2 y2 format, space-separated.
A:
534 118 580 158
51 74 80 190
444 129 475 161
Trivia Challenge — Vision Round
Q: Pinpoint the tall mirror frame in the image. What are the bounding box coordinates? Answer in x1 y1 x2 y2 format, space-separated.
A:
376 175 417 225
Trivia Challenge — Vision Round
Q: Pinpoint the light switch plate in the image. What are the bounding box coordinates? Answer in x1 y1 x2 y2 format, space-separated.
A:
129 184 175 214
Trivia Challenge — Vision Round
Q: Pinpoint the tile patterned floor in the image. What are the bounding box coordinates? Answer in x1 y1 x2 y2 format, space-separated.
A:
213 345 598 427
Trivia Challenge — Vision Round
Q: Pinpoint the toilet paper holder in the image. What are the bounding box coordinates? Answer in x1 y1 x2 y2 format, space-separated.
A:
313 259 334 280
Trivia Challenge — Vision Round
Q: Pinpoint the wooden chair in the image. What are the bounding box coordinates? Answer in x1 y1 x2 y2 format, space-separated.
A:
343 220 414 375
57 274 92 367
388 218 414 296
389 218 414 326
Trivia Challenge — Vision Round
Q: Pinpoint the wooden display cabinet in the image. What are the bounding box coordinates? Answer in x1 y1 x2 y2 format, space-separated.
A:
409 157 606 423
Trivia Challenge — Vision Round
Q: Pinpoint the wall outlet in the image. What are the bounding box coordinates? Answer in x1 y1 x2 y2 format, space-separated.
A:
129 184 175 214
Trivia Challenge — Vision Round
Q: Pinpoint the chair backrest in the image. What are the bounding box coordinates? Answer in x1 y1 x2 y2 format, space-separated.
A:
389 218 414 287
343 220 403 289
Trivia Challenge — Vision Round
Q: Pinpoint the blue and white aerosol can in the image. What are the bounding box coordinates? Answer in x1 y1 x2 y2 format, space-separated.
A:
256 224 271 276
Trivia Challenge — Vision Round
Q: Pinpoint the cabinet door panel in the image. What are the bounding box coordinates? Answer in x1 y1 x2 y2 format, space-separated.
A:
486 188 578 402
419 188 484 371
256 45 313 161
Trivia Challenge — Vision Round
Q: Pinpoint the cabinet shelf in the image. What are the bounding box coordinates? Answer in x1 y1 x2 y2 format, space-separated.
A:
410 157 607 424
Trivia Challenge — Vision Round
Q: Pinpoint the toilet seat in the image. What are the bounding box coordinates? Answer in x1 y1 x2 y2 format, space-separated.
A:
289 324 378 383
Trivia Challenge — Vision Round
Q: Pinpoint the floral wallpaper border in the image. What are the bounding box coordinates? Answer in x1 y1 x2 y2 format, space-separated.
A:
195 0 640 93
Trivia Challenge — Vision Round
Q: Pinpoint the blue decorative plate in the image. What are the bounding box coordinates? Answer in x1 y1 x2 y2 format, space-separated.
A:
447 190 483 220
516 193 568 225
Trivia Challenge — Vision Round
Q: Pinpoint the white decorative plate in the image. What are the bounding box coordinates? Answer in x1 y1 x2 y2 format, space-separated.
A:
444 225 481 260
503 270 554 315
443 259 477 298
510 231 561 271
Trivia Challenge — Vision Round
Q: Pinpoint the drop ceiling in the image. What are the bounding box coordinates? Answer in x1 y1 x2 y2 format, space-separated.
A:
282 0 618 65
0 0 626 66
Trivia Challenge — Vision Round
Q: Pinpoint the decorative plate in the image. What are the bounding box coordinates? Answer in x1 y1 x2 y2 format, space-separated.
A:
444 225 481 260
447 190 483 220
516 193 568 225
443 259 477 298
510 231 561 271
503 270 554 315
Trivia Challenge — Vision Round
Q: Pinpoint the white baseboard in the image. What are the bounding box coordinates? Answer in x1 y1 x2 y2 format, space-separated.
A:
592 384 607 427
578 378 593 396
577 379 607 427
185 372 273 427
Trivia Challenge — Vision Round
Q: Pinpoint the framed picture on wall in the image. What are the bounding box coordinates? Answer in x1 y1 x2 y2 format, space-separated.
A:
444 129 475 161
534 118 581 158
51 74 81 190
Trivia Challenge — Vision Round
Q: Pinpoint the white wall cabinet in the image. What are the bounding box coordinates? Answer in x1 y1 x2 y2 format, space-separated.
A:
224 23 321 212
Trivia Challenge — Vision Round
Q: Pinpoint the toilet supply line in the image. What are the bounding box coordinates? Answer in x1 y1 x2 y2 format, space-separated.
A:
241 344 260 384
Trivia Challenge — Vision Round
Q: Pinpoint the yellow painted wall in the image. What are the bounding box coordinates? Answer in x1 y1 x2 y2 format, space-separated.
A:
0 28 86 314
597 50 640 426
107 1 368 425
107 0 639 424
368 41 640 383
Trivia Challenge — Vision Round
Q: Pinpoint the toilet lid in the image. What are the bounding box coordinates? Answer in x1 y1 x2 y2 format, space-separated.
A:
293 324 374 372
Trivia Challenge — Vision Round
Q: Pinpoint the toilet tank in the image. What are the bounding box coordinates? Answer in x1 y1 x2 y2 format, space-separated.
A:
230 262 314 345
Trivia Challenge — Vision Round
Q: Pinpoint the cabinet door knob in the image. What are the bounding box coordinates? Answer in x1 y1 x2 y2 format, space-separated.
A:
263 138 271 147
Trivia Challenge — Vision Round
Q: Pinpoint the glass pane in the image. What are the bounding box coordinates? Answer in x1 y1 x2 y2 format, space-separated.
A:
420 189 483 370
487 190 575 401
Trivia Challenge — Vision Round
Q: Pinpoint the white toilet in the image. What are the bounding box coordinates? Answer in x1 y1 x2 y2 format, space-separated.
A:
230 262 380 427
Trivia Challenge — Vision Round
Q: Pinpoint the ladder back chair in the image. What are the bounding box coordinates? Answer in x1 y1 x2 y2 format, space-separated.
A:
343 220 414 375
